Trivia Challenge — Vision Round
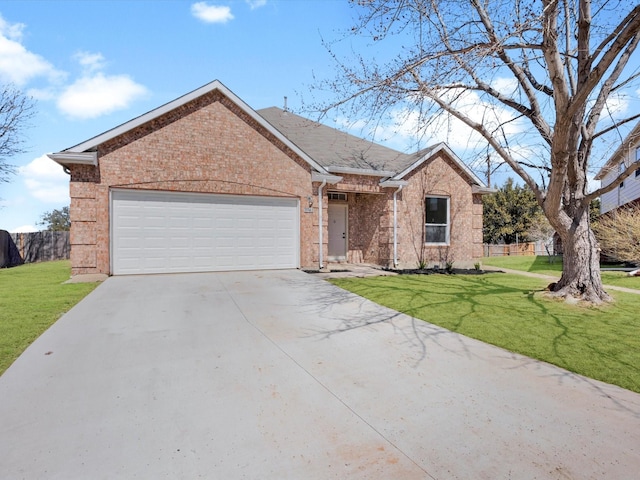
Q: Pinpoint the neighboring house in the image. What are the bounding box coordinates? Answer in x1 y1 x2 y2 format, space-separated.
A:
49 80 491 277
595 121 640 214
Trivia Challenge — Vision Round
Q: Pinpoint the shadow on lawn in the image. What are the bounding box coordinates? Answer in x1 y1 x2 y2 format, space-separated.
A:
300 272 640 414
296 276 476 367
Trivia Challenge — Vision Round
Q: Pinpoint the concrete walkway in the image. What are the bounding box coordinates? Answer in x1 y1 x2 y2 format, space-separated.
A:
1 270 640 479
483 265 640 295
317 262 640 296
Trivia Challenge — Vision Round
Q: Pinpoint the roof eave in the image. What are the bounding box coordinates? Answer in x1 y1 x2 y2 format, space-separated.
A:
379 180 409 188
326 165 397 177
311 172 343 184
47 151 98 167
472 185 497 195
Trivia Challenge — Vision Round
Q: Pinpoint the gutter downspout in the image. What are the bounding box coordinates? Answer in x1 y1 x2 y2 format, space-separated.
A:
318 180 327 269
393 185 403 268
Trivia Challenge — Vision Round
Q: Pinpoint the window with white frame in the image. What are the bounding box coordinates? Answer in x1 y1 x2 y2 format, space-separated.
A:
636 146 640 162
425 196 449 244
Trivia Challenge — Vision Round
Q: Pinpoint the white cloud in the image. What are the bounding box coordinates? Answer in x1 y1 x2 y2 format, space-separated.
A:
18 154 69 203
0 14 61 85
50 50 148 119
491 77 518 94
191 2 234 23
0 18 146 121
603 92 629 117
0 15 25 40
338 87 526 154
10 224 38 233
57 72 148 119
246 0 267 9
74 51 107 73
26 86 56 101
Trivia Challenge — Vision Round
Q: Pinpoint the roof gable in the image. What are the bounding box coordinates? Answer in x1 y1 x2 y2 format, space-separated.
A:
259 107 489 189
49 79 488 191
49 80 329 174
393 143 489 190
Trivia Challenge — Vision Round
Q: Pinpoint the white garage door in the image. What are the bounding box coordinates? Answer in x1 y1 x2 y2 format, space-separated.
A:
111 189 299 275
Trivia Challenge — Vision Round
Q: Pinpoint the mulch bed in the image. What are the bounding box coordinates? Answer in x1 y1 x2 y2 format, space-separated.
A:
387 267 492 275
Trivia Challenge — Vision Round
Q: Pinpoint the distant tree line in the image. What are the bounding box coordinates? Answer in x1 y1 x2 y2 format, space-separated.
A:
38 206 70 231
483 179 600 246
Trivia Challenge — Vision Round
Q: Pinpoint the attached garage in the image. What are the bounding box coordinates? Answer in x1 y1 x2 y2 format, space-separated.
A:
48 80 488 278
111 189 299 275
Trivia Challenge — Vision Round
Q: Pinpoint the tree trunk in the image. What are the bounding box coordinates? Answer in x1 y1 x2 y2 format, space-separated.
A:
553 209 612 304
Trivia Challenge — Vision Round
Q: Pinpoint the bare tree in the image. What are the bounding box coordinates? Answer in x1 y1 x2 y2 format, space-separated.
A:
593 204 640 267
0 85 35 184
527 212 557 258
313 0 640 304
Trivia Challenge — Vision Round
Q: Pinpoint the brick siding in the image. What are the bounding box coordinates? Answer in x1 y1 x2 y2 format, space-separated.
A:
68 94 317 275
396 154 482 268
66 90 482 275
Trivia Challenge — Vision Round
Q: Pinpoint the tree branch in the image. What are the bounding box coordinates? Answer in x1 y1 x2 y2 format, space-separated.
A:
569 5 640 119
586 158 640 202
593 112 640 140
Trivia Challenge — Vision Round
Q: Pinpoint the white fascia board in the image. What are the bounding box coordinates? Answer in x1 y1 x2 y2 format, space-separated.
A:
311 172 343 184
47 151 98 167
326 165 397 177
60 79 330 175
380 180 408 188
472 185 497 194
394 143 487 188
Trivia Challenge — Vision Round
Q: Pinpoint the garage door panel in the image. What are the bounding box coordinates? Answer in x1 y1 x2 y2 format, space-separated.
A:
112 190 299 275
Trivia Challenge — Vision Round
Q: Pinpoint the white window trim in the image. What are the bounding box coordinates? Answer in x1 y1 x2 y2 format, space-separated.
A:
424 195 450 245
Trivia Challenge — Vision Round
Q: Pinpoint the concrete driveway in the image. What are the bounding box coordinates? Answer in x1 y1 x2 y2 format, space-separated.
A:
1 270 639 479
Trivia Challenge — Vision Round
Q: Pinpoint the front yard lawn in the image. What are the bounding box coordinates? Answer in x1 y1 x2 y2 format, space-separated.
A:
481 255 640 290
330 273 640 393
0 260 99 376
481 255 563 276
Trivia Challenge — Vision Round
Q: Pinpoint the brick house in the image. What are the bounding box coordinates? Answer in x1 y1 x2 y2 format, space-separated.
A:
595 120 640 214
49 80 491 276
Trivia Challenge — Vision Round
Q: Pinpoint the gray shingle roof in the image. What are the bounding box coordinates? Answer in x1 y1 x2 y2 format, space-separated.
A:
257 107 415 173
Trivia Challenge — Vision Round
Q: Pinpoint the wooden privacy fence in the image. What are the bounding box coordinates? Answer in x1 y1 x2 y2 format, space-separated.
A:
10 231 70 263
484 241 553 257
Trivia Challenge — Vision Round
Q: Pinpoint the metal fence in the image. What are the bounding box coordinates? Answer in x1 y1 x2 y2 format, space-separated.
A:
9 231 70 263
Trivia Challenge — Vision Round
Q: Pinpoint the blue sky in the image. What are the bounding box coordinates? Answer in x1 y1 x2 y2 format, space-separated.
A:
0 0 364 232
1 1 637 232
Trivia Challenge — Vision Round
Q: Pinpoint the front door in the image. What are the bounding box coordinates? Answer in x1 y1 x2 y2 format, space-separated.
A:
328 203 347 261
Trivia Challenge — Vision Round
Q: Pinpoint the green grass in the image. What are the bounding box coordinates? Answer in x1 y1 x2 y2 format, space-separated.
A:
330 273 640 393
481 255 640 290
0 260 99 376
600 271 640 289
481 255 563 275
